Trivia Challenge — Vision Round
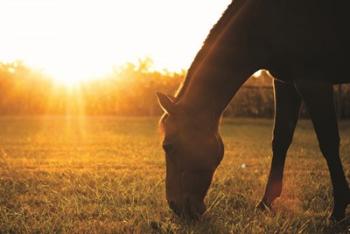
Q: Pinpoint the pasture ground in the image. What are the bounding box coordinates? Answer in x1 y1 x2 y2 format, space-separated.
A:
0 117 350 233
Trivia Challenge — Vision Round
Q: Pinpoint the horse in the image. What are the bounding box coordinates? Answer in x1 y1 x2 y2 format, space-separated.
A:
157 0 350 221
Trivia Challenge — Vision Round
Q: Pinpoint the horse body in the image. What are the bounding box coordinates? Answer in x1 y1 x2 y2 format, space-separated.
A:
158 0 350 220
269 0 350 84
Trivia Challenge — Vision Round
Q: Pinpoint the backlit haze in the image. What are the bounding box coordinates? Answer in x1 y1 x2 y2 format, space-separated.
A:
0 0 231 85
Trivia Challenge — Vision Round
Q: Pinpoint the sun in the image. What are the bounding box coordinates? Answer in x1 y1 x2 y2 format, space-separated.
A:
42 58 112 87
48 70 96 87
0 0 231 85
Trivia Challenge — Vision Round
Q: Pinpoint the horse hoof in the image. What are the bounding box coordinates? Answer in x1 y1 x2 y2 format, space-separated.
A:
256 200 272 212
329 195 350 222
328 213 345 222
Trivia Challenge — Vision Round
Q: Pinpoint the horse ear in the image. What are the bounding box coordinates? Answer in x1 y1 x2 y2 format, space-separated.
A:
166 95 177 103
156 92 177 114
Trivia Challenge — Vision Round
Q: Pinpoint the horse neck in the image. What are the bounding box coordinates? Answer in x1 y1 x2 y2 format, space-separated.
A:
177 0 267 127
177 60 258 129
174 0 248 101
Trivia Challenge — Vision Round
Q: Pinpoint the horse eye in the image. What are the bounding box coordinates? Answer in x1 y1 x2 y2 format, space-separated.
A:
162 143 174 153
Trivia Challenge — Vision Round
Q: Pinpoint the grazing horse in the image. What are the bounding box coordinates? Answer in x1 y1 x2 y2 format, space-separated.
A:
157 0 350 220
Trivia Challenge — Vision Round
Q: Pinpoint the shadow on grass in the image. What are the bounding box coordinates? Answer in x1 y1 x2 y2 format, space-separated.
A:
147 209 229 233
322 219 350 234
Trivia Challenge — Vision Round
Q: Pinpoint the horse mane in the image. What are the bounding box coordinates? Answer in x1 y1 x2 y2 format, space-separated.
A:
175 0 247 100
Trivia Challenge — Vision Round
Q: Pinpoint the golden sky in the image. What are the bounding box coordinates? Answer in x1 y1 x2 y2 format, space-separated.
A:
0 0 230 84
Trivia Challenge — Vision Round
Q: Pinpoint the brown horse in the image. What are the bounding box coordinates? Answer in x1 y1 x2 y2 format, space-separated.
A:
157 0 350 221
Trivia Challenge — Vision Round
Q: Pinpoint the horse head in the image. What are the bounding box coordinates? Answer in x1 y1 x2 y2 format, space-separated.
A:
157 92 224 219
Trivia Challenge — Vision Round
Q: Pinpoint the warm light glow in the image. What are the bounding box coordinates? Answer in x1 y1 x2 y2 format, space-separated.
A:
0 0 231 85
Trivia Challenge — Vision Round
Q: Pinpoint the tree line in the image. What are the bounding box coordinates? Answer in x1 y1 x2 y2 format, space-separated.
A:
0 60 349 118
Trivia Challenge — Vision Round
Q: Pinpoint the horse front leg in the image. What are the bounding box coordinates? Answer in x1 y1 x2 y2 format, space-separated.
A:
257 80 301 210
295 79 350 221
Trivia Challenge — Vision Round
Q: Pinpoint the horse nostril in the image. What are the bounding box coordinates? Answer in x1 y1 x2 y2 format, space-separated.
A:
184 197 206 219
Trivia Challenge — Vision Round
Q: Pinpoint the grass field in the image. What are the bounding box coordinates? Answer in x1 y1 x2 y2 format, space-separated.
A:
0 117 350 233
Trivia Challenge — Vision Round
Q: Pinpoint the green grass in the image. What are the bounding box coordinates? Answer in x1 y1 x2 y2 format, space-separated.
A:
0 117 350 233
